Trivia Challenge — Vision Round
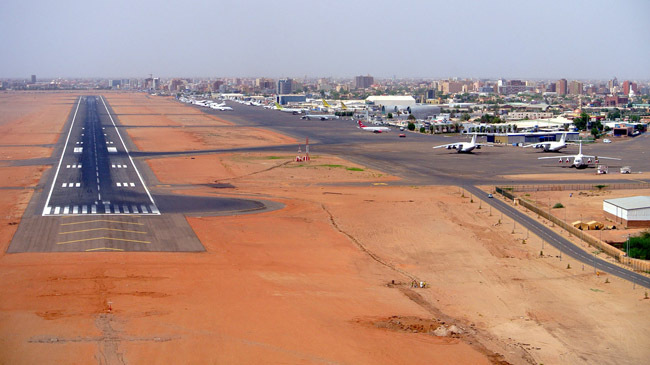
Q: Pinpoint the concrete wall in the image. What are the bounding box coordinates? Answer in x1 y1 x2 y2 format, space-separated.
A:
497 187 650 272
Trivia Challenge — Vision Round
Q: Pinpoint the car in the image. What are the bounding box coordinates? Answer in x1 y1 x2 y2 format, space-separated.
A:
603 138 611 143
399 127 405 131
487 194 493 198
399 133 406 138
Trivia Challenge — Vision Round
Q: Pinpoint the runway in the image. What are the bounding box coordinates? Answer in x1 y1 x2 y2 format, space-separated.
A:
8 96 272 253
42 96 159 216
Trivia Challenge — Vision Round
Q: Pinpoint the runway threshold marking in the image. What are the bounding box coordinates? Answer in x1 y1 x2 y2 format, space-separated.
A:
59 228 147 235
57 237 151 245
60 219 144 226
86 247 125 252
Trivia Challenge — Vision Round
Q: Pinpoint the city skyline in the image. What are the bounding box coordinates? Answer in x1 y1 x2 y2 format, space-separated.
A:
1 0 649 80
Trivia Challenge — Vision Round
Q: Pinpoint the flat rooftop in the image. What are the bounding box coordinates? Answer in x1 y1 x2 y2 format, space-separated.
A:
604 196 650 210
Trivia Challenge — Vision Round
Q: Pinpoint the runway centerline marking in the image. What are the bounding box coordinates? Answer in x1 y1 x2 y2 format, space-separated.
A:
59 228 148 235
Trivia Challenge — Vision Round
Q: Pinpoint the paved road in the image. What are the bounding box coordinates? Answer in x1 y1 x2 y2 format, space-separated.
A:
463 185 650 289
204 101 650 288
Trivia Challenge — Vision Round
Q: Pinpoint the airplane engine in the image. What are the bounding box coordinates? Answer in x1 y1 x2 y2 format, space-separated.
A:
558 158 563 163
595 157 599 164
565 158 570 163
447 145 453 150
587 158 592 163
475 145 481 149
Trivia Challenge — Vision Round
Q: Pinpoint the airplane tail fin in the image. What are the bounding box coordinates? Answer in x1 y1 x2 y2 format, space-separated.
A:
275 102 282 109
560 132 566 143
340 101 348 110
579 140 582 154
471 133 477 144
322 99 331 108
358 120 366 128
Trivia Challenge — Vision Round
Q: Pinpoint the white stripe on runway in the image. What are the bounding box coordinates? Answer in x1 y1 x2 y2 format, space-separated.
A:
150 205 160 214
131 205 138 214
63 206 69 214
72 205 78 214
75 182 80 188
140 205 148 213
116 182 121 187
54 206 61 215
122 205 129 214
91 205 97 214
82 205 88 214
62 183 67 187
114 204 120 213
130 182 135 187
44 206 52 215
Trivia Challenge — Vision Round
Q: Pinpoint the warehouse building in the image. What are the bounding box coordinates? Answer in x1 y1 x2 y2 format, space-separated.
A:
603 196 650 228
367 96 416 115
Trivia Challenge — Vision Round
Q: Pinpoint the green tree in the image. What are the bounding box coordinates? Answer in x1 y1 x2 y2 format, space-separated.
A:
573 112 589 131
607 108 620 120
408 114 416 121
461 113 471 121
407 122 415 131
419 126 426 133
387 112 393 119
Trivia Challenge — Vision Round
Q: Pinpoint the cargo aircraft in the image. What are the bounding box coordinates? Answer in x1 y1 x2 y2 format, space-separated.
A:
433 133 489 153
538 142 620 168
523 132 572 152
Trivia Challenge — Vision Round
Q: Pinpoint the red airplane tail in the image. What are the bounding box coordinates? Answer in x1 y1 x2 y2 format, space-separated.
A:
357 120 367 128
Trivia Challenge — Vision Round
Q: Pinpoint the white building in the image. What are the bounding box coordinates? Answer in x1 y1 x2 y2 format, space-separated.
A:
603 196 650 228
366 96 416 115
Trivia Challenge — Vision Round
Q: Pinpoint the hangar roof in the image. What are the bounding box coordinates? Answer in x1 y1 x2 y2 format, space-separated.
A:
604 196 650 210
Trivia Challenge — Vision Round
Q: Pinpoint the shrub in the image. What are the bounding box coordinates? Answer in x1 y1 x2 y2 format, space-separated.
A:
553 203 564 209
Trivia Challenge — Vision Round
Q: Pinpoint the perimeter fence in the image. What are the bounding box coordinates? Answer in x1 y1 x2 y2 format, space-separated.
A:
495 185 650 272
500 182 650 193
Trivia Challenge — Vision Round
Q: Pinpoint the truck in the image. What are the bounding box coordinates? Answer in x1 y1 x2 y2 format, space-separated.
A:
620 166 631 174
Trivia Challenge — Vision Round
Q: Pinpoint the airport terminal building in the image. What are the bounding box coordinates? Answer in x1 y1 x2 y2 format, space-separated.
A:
486 132 579 145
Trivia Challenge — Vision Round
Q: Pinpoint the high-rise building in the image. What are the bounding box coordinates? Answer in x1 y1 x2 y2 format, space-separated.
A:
556 79 568 95
30 75 36 84
622 81 638 96
277 78 293 94
569 81 583 95
354 75 374 89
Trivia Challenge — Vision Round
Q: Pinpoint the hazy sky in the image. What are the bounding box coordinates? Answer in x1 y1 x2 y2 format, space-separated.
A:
1 0 649 80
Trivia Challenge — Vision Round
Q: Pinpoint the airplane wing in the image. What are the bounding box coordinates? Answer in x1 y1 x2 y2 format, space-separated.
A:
538 155 577 160
584 155 621 161
433 143 460 149
523 142 547 148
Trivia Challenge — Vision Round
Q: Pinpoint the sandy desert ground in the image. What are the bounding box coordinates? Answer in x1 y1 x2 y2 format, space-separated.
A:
0 92 648 364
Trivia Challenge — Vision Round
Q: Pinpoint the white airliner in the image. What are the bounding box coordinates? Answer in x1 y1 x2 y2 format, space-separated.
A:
275 102 305 115
433 133 489 153
357 120 390 133
538 142 620 168
302 114 339 120
209 102 232 111
523 132 571 152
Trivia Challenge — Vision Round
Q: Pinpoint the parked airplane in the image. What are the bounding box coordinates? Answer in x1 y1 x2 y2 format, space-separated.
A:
210 104 233 111
302 114 339 120
538 142 620 168
523 132 571 152
433 133 489 153
357 120 390 133
275 102 305 114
